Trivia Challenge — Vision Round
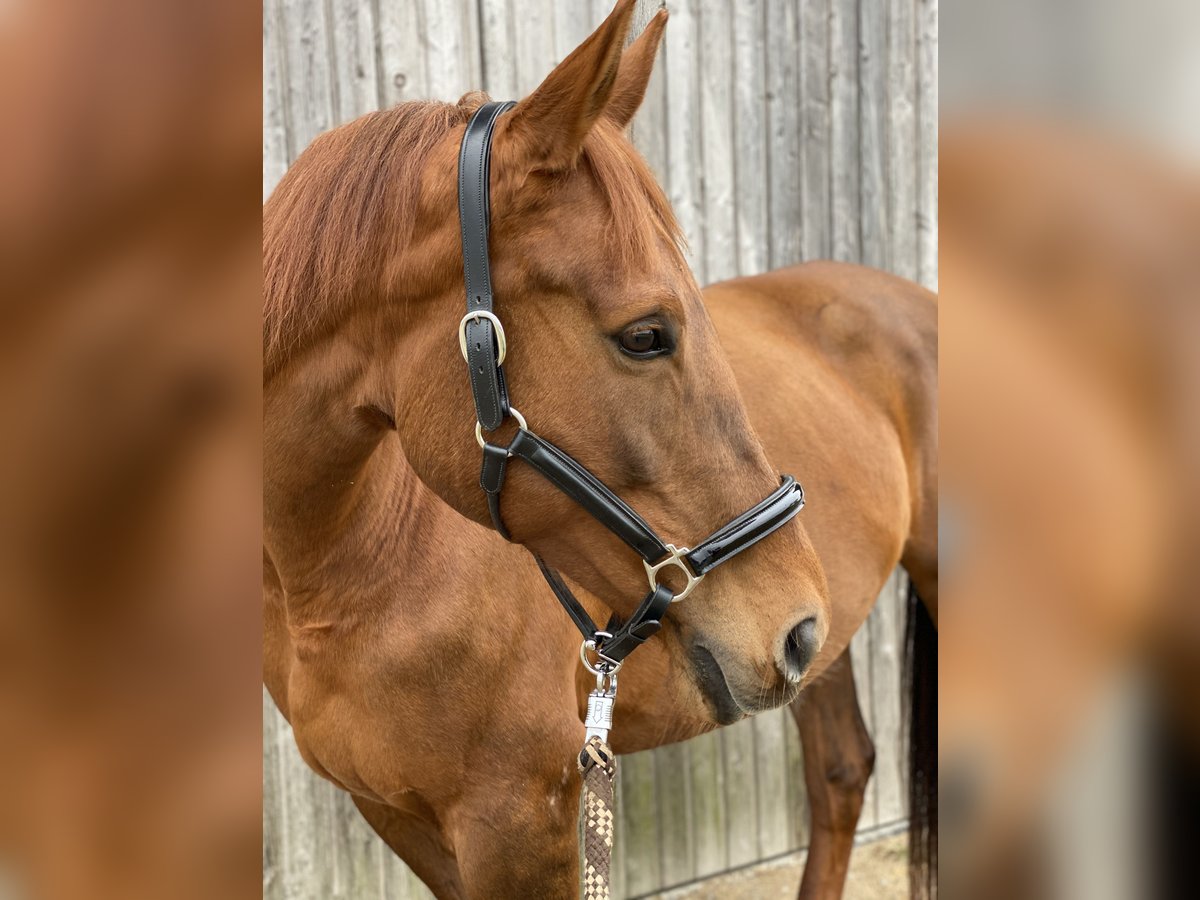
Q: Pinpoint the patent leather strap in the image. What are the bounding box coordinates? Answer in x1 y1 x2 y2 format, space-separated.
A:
684 476 805 575
508 429 669 563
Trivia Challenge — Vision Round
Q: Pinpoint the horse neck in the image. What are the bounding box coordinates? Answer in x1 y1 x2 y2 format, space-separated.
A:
264 345 440 614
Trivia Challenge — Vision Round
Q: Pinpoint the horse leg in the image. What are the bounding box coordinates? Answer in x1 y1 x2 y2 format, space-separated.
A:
791 649 875 900
351 795 466 900
450 762 580 899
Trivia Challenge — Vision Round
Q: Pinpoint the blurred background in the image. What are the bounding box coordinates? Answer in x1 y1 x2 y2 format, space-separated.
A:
0 2 262 899
262 0 935 896
3 0 1199 897
941 1 1200 898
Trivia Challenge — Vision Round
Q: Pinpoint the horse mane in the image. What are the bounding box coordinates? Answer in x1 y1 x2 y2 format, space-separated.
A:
263 95 683 377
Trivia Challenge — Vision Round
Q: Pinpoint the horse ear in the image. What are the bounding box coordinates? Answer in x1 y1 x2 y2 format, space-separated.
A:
604 9 668 130
502 0 637 171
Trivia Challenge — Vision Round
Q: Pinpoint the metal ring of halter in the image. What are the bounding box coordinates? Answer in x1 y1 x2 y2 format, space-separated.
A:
457 100 807 668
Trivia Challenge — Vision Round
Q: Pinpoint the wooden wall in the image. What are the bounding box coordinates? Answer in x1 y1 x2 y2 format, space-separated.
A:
263 0 936 896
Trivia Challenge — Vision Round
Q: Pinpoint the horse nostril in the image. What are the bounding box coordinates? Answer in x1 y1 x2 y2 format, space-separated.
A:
781 617 819 682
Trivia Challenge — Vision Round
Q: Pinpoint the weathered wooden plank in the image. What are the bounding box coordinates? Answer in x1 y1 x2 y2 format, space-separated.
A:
274 709 333 898
327 789 386 900
886 0 918 280
784 699 811 848
721 718 759 869
263 0 290 199
513 0 558 95
554 0 594 66
655 741 696 886
848 609 878 828
698 0 736 284
478 0 516 98
857 0 889 270
329 0 381 122
829 0 861 262
422 0 482 100
263 693 283 900
683 729 726 880
662 0 706 282
753 706 793 858
620 748 663 895
916 0 938 289
375 0 427 106
800 0 832 260
870 569 908 825
279 0 336 156
628 1 669 185
764 0 801 272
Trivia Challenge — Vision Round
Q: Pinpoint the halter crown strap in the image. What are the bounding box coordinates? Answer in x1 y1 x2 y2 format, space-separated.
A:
459 100 516 431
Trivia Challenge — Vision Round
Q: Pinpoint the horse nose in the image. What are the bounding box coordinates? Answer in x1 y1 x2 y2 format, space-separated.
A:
779 617 820 683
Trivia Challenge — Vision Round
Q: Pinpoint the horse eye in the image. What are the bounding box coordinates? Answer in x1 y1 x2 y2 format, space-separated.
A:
618 324 667 358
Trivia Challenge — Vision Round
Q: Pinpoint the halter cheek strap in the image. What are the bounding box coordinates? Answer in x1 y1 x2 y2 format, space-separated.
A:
457 101 807 668
459 100 516 431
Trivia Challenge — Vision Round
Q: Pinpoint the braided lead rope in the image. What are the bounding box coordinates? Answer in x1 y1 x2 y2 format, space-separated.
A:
577 737 617 900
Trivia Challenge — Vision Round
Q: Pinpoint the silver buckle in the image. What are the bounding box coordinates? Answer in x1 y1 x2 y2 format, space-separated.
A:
458 310 507 366
644 543 704 602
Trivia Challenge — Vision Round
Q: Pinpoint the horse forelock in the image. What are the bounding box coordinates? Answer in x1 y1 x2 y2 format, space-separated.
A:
262 96 683 378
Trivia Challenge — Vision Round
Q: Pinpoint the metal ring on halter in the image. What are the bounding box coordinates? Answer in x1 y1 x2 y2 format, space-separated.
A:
644 543 705 602
458 310 507 366
580 634 622 681
474 406 528 450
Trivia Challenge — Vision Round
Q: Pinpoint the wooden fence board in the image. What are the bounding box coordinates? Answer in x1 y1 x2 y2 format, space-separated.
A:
800 0 833 261
887 0 919 281
916 0 938 288
848 614 879 829
263 0 290 197
663 0 706 282
858 0 890 272
720 718 759 870
278 0 335 156
262 0 936 893
686 730 728 879
329 0 381 121
765 0 802 270
620 750 663 896
655 741 695 885
753 707 793 859
698 0 737 284
871 570 908 825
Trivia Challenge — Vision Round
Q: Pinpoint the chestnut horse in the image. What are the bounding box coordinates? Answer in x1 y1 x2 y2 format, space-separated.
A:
263 2 937 897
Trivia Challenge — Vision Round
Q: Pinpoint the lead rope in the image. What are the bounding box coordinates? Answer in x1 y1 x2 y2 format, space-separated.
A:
578 660 619 900
578 738 617 900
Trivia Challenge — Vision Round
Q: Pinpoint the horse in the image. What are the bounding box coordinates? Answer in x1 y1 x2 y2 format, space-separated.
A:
263 2 937 896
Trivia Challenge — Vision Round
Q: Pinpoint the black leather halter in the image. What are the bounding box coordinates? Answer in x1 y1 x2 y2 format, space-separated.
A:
458 101 806 670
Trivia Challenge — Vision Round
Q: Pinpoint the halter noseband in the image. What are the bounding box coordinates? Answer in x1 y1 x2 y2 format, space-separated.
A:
457 101 806 673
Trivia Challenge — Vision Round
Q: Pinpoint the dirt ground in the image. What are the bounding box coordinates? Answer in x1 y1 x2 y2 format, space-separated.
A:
649 832 907 900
